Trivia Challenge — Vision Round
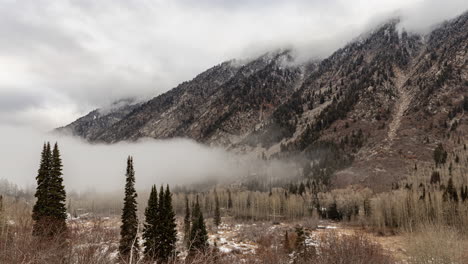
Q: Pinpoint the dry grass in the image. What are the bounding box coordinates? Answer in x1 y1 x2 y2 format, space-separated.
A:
405 225 468 264
298 232 395 264
0 198 120 264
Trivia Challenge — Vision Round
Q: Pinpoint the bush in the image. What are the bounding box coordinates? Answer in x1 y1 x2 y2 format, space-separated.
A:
296 232 394 264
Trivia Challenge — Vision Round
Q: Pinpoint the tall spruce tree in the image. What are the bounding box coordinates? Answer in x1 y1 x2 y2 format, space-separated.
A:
119 156 139 260
159 185 177 262
214 189 221 227
189 196 208 253
155 185 165 258
143 185 159 260
183 196 191 246
32 142 67 236
48 143 67 234
32 143 51 236
143 184 178 262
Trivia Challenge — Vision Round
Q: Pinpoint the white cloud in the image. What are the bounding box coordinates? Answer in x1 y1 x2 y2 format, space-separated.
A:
0 125 294 192
0 0 466 192
0 0 466 129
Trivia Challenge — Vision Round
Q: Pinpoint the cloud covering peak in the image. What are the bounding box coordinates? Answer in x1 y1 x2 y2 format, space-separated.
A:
0 0 466 130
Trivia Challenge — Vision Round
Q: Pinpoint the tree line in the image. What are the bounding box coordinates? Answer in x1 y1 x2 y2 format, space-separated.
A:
31 143 211 263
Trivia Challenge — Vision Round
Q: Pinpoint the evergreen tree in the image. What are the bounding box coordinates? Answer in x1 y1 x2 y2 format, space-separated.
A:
32 143 51 236
143 185 159 260
327 201 342 220
159 185 177 262
214 189 221 227
183 196 191 246
445 177 459 202
295 226 306 252
48 143 67 235
433 143 448 167
461 186 468 202
119 156 139 261
430 171 441 184
155 185 165 258
294 226 313 263
32 142 67 237
189 196 208 253
298 182 306 196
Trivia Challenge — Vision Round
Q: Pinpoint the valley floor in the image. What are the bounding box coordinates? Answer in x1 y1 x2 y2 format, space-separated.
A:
67 216 411 263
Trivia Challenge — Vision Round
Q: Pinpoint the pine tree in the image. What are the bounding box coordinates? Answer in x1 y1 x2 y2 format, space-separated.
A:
154 185 165 258
48 143 67 235
294 226 312 262
445 177 459 202
143 185 159 260
327 201 342 220
32 143 51 236
461 186 468 202
298 182 306 196
214 189 221 227
295 226 306 252
32 142 67 237
159 185 177 262
184 196 191 246
119 156 139 261
433 143 448 167
189 196 208 253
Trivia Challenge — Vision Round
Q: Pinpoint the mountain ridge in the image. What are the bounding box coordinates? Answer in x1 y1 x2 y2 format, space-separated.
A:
57 13 468 190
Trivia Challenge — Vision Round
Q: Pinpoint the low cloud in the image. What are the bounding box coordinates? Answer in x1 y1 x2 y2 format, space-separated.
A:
0 0 466 129
397 0 467 33
0 125 296 192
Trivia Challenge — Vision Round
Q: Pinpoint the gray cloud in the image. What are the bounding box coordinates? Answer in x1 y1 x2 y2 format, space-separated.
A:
0 0 466 130
0 90 42 111
0 0 466 192
0 125 295 192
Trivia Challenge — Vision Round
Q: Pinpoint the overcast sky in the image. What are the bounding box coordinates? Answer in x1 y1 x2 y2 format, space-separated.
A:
0 0 467 130
0 0 466 191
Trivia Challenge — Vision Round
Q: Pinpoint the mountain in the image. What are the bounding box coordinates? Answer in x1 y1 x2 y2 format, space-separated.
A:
58 13 468 190
56 99 142 140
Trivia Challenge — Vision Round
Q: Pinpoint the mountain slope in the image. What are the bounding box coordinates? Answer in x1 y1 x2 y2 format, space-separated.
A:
56 99 142 140
58 13 468 190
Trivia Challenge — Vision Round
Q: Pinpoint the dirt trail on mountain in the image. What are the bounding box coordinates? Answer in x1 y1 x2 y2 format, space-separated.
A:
385 68 412 150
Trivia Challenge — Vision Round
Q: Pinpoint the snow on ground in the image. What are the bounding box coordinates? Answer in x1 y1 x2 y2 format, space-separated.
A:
209 223 258 254
62 216 345 262
206 220 340 256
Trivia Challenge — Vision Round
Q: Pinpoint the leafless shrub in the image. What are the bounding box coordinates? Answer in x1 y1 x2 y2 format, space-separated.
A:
296 232 394 264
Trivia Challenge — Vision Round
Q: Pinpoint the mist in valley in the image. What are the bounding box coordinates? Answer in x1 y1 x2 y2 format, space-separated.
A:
0 125 298 194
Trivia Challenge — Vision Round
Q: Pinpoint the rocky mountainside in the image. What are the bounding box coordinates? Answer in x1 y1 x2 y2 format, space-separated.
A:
56 99 142 140
58 12 468 190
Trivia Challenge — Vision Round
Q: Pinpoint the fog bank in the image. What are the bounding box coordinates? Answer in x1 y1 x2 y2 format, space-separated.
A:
0 125 296 192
